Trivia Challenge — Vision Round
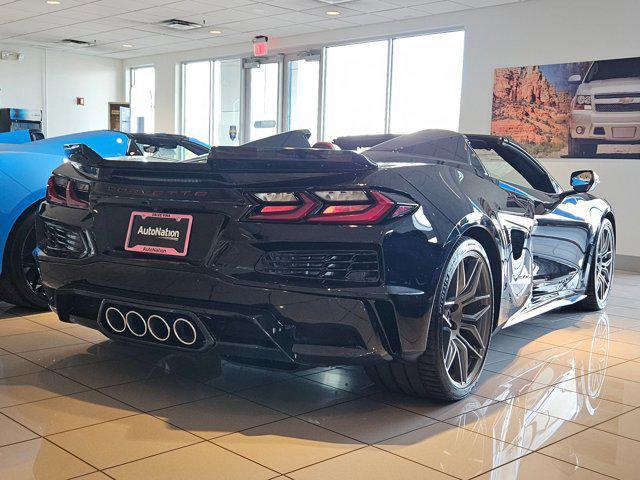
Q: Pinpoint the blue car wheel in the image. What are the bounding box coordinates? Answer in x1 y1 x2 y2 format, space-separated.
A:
0 208 48 309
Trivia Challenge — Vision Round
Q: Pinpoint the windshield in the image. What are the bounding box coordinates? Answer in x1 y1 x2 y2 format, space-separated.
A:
586 58 640 82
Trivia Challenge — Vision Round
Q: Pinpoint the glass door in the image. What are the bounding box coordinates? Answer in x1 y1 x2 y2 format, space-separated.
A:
244 57 282 142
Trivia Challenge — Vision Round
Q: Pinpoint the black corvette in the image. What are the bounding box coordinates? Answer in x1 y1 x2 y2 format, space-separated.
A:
35 129 615 400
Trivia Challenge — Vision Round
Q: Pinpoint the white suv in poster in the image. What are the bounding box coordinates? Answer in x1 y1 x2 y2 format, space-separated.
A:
569 57 640 157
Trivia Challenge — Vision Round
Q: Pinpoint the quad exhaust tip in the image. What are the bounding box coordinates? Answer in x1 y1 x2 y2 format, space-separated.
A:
103 307 199 347
148 315 171 342
173 317 197 346
125 311 148 337
105 307 126 333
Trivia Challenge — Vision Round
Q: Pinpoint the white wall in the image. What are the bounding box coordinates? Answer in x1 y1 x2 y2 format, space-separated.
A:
0 45 45 114
0 44 124 136
44 50 123 137
122 0 640 263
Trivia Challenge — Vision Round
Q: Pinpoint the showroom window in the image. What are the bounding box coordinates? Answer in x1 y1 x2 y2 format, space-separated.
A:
287 55 320 143
323 40 389 142
389 31 465 133
321 30 465 141
181 59 242 145
180 30 464 145
130 66 155 134
182 61 212 144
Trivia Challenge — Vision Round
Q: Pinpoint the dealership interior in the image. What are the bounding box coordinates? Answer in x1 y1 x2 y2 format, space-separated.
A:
1 0 640 478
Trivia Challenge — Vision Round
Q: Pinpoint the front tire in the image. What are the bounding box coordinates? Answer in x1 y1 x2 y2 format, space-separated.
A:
579 219 615 311
0 209 48 309
366 237 494 400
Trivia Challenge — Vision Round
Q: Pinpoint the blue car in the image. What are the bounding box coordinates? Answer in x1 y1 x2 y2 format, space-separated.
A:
0 130 210 308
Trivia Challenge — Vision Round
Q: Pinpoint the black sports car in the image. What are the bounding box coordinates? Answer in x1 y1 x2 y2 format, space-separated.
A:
35 129 615 400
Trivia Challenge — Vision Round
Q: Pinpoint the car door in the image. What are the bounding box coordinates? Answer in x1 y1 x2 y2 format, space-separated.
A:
472 139 591 299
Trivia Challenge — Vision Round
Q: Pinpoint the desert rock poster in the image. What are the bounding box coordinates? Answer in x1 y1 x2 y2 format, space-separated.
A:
491 57 640 159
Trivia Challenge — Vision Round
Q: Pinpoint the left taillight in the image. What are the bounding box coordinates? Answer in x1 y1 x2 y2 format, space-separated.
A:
245 189 416 225
46 175 90 209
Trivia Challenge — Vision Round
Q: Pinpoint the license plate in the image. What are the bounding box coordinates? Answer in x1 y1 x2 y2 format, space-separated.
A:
124 212 193 257
611 126 637 139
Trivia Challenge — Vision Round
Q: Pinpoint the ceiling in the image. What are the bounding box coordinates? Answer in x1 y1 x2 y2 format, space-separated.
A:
0 0 525 59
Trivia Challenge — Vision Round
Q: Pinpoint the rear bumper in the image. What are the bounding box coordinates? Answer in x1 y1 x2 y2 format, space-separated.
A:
40 256 436 366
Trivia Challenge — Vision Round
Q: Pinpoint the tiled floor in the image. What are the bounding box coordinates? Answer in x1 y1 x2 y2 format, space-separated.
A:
1 272 640 479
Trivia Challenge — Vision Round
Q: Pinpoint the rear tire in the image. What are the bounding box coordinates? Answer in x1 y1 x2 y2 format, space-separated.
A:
366 237 494 400
568 135 597 158
0 209 48 310
579 218 615 311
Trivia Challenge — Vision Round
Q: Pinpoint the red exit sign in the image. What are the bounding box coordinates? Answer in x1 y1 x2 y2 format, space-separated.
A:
253 35 268 57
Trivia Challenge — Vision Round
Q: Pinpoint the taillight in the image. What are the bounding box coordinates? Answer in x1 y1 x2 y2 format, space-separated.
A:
246 193 318 221
308 190 394 224
45 175 90 209
245 189 416 224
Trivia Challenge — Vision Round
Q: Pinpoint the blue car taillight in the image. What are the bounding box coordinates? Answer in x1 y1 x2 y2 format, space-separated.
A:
46 175 90 209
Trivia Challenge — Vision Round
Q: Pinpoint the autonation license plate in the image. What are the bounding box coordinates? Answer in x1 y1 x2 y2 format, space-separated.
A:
124 212 193 257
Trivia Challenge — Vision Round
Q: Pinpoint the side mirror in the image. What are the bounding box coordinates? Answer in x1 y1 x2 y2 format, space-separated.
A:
571 170 599 193
568 74 582 84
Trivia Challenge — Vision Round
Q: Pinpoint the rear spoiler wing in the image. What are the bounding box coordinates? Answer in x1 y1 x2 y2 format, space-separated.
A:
208 147 377 173
64 143 377 174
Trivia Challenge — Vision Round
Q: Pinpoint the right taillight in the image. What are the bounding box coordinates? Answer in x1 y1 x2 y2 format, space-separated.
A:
245 189 416 224
46 175 90 209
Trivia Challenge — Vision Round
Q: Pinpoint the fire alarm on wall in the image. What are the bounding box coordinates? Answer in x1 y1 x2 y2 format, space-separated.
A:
252 35 268 57
76 97 85 106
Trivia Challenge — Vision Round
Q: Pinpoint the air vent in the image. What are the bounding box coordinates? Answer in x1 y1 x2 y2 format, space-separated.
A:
259 250 381 284
59 39 95 48
159 19 204 31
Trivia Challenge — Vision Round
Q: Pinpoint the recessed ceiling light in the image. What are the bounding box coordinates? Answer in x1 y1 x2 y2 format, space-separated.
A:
326 10 341 16
122 44 133 48
46 0 61 4
209 30 222 34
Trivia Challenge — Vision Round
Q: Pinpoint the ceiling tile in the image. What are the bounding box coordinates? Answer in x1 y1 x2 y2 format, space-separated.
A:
377 7 430 19
412 1 471 14
345 13 390 25
346 0 404 13
262 0 320 10
458 0 518 6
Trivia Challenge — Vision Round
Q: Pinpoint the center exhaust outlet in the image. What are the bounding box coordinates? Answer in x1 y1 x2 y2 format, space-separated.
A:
173 317 197 346
147 315 171 342
125 311 147 337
